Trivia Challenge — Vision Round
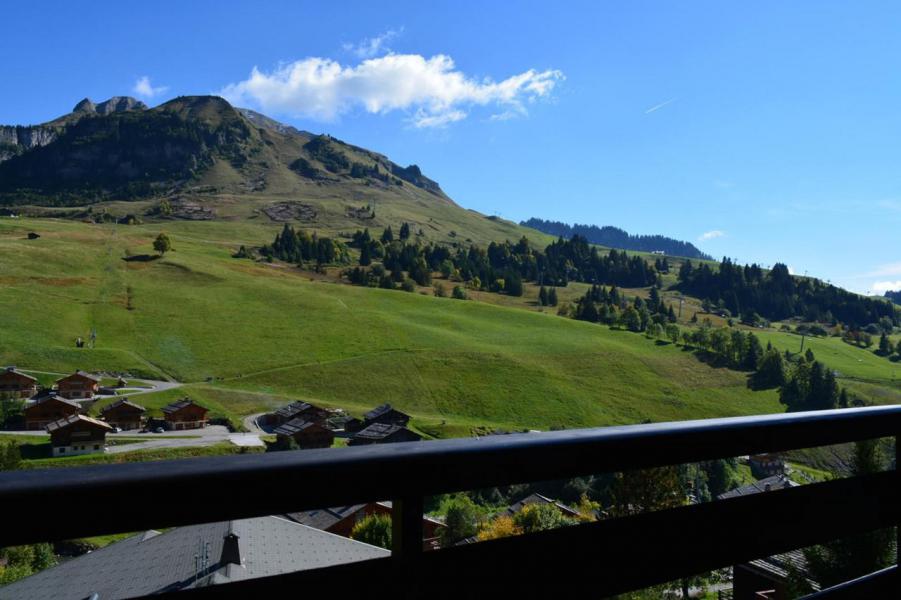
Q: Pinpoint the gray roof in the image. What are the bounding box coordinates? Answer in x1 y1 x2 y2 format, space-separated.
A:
161 399 205 414
57 371 101 383
100 398 146 414
744 549 819 590
286 504 368 531
2 366 37 382
352 423 419 441
0 516 388 600
273 418 324 436
27 394 80 411
717 475 799 500
363 403 408 421
272 401 320 419
503 493 580 518
45 413 112 434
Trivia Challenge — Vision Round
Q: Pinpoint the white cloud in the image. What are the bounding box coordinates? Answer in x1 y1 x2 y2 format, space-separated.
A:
698 230 725 242
343 28 403 59
872 280 901 293
132 76 169 99
220 54 564 128
866 262 901 277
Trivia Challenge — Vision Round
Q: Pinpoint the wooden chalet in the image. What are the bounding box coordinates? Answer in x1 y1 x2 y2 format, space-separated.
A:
23 395 80 430
273 418 334 449
347 423 422 446
100 398 146 430
46 414 112 457
287 501 446 550
0 366 38 398
362 403 410 427
56 371 101 400
266 401 327 427
161 399 209 430
749 453 785 478
504 493 581 520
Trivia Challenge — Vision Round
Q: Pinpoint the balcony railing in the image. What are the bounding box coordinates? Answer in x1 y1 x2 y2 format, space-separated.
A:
1 405 898 598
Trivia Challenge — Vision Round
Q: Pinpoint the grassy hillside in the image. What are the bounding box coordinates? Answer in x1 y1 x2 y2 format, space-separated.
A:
0 217 788 434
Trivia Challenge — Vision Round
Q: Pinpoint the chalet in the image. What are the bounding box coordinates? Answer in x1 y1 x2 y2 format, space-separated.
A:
23 395 80 430
266 401 327 427
347 423 422 446
749 453 786 478
0 366 38 398
733 549 819 599
100 398 146 430
55 371 101 400
328 414 363 432
273 418 335 449
162 399 209 430
46 414 112 457
286 501 446 550
0 516 389 600
503 493 581 520
362 403 411 427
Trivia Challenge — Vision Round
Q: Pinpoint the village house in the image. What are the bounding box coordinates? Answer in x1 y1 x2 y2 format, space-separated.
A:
46 414 113 457
362 403 411 427
265 401 327 427
503 493 582 520
162 399 209 430
273 418 335 449
0 366 38 398
55 371 101 400
100 398 146 430
716 475 798 500
23 395 80 430
286 501 446 550
748 453 786 478
347 423 422 446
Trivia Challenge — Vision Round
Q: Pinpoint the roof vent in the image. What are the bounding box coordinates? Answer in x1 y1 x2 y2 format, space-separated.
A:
220 527 241 566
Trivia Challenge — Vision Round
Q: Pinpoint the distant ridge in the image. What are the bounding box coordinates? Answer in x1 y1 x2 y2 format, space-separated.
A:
521 218 712 260
885 290 901 305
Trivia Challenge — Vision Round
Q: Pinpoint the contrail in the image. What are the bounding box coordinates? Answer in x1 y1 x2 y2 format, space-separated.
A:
644 97 677 114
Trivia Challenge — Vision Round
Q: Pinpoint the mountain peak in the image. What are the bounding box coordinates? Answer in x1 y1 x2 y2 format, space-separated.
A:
72 96 147 116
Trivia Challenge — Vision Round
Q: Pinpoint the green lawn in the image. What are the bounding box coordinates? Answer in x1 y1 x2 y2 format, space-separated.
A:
5 216 890 438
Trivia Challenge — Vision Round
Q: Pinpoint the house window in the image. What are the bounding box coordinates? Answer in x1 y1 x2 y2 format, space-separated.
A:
94 445 100 450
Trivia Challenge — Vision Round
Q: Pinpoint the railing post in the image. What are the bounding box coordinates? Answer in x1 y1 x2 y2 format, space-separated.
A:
392 495 424 595
392 495 424 561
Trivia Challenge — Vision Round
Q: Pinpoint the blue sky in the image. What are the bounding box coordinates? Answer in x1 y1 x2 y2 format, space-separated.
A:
2 1 900 294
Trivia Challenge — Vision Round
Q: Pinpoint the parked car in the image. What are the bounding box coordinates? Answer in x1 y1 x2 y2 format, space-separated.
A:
153 427 165 433
113 427 122 433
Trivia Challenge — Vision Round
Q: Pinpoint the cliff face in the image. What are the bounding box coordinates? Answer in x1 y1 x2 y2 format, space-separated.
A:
0 97 147 162
0 126 57 161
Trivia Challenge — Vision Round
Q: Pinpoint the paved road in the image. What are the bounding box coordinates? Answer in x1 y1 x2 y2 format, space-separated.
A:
242 413 268 434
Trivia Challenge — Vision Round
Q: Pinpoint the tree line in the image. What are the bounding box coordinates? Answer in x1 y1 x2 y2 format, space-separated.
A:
678 258 899 328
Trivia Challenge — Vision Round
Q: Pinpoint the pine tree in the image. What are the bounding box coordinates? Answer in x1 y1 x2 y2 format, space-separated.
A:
359 243 371 266
548 287 558 306
399 222 411 240
667 305 677 323
538 286 548 306
381 226 394 243
877 332 890 355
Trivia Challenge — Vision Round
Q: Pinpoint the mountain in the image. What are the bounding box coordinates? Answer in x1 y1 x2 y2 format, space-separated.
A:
885 290 901 305
521 218 712 260
0 95 450 206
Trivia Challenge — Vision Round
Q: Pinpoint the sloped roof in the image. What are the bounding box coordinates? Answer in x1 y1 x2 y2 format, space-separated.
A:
56 371 101 383
162 399 206 414
363 403 409 421
504 493 580 518
0 516 388 600
100 398 146 414
272 401 319 419
26 394 80 411
285 504 369 531
45 413 113 434
2 366 37 382
352 422 408 440
745 549 819 590
717 475 799 500
273 418 326 436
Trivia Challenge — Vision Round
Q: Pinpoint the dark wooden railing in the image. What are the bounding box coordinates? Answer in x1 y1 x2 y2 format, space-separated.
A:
0 405 898 598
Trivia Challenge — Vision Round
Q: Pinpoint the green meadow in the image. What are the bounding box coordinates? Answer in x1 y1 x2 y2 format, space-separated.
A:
3 216 895 436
